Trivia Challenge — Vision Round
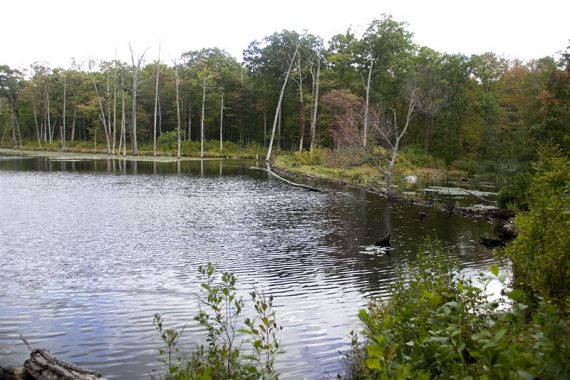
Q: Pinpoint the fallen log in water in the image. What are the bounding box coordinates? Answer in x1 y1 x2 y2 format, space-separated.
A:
0 348 104 380
24 349 103 380
250 165 321 192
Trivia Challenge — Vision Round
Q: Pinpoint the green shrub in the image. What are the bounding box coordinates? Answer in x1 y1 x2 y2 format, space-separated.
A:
345 242 569 379
497 172 531 210
157 131 179 151
154 263 282 380
505 147 570 310
400 148 445 170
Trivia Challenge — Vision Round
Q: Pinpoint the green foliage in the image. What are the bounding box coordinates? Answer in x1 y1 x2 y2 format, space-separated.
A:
450 158 485 175
505 147 570 309
399 148 445 170
275 150 324 168
153 313 183 374
157 131 179 150
343 242 569 379
497 171 531 210
154 263 282 380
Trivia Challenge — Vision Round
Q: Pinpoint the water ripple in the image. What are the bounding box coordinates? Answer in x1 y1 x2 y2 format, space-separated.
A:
0 158 496 379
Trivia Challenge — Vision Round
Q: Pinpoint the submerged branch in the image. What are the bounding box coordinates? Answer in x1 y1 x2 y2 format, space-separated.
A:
250 165 321 192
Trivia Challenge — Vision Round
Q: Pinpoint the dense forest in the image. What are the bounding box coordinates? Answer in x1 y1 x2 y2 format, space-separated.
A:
1 15 568 170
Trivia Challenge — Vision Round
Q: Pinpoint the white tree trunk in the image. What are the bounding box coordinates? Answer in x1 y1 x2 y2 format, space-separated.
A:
33 102 42 148
219 92 224 152
106 74 111 150
61 75 66 150
188 101 192 141
112 68 117 154
200 78 207 158
153 45 161 157
175 65 181 160
92 75 111 153
121 83 127 156
265 41 300 164
309 56 321 152
362 54 374 148
70 109 76 142
46 86 52 144
297 53 305 152
129 44 147 155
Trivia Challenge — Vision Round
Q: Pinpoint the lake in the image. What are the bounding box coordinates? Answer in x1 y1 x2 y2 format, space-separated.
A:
0 156 495 379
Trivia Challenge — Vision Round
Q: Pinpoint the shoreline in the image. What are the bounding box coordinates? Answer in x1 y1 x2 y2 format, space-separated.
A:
1 147 514 226
271 163 514 224
0 148 241 163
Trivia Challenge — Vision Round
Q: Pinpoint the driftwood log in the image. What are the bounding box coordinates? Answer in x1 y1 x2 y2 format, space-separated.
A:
249 165 321 192
0 349 104 380
24 349 103 380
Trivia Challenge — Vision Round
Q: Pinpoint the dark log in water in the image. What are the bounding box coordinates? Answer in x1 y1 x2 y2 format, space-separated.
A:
0 349 104 380
24 349 104 379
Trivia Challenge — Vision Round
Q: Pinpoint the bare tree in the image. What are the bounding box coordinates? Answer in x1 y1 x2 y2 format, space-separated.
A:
129 43 148 155
153 42 161 157
219 92 224 152
361 53 374 148
70 108 76 142
309 53 321 152
61 74 66 150
365 80 442 198
112 60 117 154
175 63 182 159
291 52 306 152
45 80 52 144
91 71 111 153
199 77 207 158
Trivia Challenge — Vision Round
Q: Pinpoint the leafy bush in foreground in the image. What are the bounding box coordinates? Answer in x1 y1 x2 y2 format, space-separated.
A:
153 263 282 379
342 245 569 379
505 147 570 310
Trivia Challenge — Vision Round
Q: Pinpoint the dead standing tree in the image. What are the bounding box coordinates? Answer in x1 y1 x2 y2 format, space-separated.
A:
365 79 442 198
129 43 148 155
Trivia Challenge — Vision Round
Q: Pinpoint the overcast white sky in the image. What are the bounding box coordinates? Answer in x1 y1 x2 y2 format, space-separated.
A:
1 0 568 70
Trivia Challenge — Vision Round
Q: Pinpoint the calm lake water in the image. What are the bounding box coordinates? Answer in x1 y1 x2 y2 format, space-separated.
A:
0 156 495 379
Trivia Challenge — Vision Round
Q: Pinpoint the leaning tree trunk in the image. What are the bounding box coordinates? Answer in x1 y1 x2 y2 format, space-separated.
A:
11 104 22 151
265 41 300 164
33 102 42 148
92 76 111 153
70 109 76 142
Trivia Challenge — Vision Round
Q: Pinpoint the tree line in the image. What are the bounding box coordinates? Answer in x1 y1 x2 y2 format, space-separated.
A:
1 15 568 167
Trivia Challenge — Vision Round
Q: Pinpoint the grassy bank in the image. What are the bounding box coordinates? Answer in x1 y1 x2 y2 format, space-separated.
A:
271 148 491 198
0 139 266 160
